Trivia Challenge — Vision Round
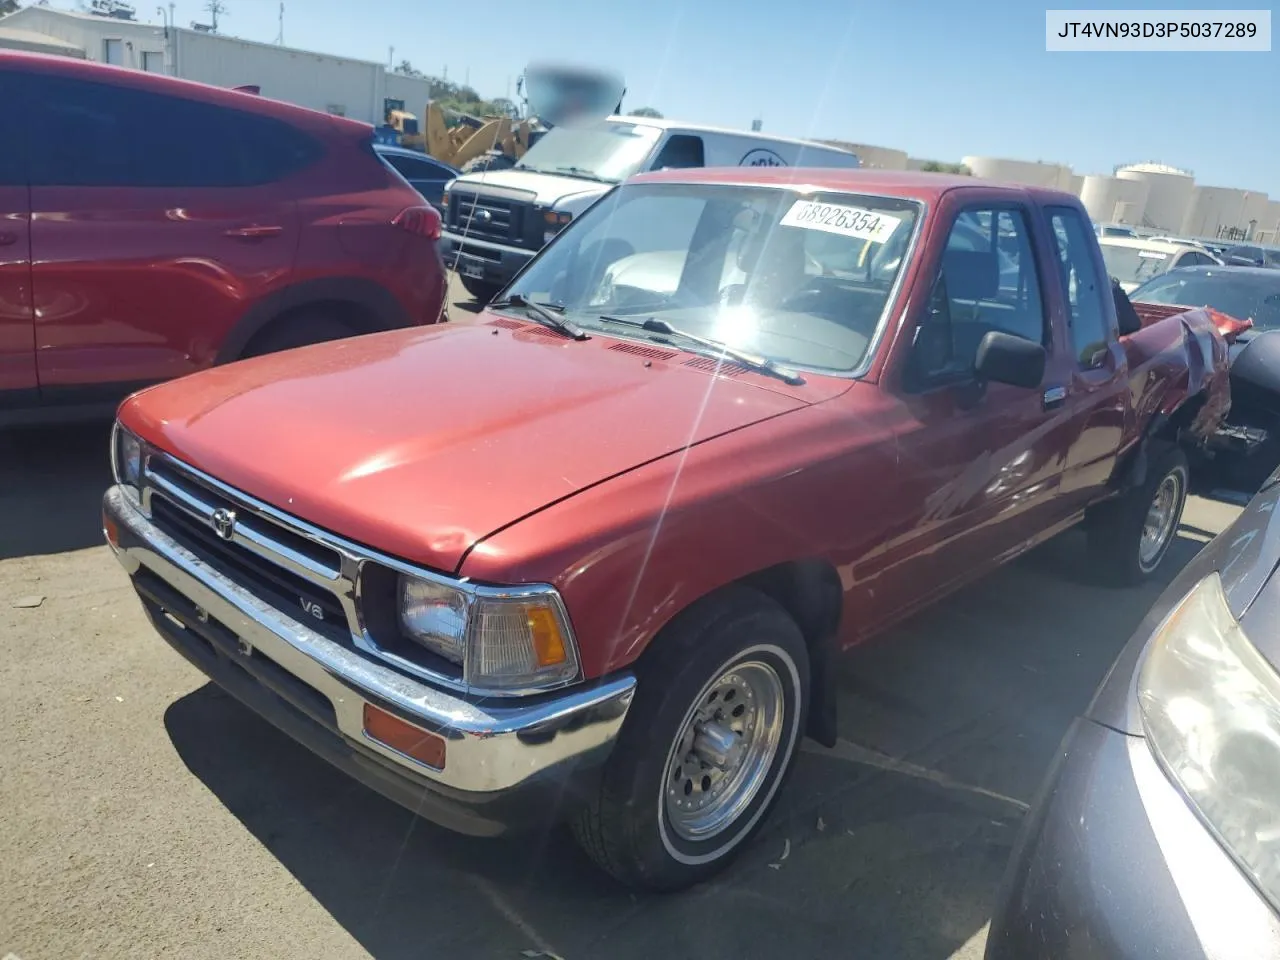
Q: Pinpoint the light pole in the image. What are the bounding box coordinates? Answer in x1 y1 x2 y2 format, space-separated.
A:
156 3 174 74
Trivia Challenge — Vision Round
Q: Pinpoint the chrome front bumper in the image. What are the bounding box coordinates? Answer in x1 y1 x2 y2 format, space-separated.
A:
104 485 635 799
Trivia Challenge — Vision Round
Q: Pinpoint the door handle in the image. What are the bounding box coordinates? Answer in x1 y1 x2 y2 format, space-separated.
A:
224 224 283 239
1042 385 1067 410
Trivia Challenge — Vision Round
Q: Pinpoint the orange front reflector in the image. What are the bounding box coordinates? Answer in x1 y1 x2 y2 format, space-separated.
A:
103 514 120 548
363 703 446 770
526 606 567 667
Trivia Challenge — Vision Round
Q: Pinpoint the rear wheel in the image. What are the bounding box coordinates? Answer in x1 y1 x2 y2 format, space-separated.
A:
458 274 502 304
240 312 360 359
571 586 809 891
1087 445 1189 585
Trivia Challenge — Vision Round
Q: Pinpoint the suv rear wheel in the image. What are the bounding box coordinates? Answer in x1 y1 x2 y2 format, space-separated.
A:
571 586 809 891
240 312 359 358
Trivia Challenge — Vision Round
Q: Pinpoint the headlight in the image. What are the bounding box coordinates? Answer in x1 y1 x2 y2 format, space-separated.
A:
542 209 572 244
398 574 580 692
111 422 143 491
1138 572 1280 908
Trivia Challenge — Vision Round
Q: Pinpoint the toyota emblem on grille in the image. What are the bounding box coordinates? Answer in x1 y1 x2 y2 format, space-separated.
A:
211 508 237 540
477 209 492 222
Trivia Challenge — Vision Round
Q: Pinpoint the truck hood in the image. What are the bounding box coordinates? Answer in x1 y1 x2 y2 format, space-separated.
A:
454 167 610 206
120 321 810 573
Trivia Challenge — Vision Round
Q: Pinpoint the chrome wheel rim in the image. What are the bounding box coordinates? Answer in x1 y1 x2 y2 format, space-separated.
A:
1140 472 1182 571
663 660 786 842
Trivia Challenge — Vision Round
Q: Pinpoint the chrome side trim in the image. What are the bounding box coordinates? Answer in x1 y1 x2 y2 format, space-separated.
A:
105 485 635 794
138 450 581 697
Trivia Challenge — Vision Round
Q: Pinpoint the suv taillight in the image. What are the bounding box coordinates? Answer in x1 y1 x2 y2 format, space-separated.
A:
393 206 442 241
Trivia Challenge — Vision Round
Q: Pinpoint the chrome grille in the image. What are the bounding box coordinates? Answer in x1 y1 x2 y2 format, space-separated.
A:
449 190 525 244
139 453 466 689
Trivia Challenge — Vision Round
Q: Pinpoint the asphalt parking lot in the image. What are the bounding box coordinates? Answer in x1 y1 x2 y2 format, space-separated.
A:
0 276 1246 960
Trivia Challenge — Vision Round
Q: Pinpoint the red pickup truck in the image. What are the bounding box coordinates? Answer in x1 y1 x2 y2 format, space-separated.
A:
104 169 1237 891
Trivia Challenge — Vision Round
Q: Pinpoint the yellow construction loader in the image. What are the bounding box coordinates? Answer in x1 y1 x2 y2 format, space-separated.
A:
377 63 625 174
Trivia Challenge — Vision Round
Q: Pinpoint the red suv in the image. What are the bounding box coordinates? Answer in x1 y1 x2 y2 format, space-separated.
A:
0 52 446 426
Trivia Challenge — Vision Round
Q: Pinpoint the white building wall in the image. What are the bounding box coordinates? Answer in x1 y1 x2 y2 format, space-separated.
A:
1115 164 1194 233
1080 175 1149 225
173 31 381 121
384 72 436 116
1068 174 1084 196
962 156 1070 188
2 5 166 68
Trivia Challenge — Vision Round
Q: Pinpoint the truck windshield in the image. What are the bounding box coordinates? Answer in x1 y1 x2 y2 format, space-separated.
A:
505 181 921 375
514 121 663 183
1100 244 1174 287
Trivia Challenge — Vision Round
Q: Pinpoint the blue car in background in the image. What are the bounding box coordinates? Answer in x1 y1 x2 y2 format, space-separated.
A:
373 144 460 216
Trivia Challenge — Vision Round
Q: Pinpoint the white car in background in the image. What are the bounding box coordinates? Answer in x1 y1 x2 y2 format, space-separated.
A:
1098 236 1222 293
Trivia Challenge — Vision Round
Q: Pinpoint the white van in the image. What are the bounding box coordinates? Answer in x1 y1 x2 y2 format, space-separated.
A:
438 117 860 301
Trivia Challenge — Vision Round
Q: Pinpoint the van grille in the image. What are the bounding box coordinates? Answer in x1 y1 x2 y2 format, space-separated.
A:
447 190 526 245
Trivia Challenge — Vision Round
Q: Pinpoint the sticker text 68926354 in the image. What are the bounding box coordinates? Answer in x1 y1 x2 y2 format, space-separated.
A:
779 200 902 243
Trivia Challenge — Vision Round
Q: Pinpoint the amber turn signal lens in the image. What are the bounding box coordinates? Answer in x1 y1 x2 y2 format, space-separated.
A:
103 513 120 549
362 703 446 770
526 605 567 667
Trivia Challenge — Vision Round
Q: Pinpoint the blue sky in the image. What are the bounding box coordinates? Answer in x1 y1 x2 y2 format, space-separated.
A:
138 0 1278 195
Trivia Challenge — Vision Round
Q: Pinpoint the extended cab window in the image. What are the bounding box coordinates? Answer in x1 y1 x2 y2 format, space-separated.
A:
1047 207 1111 367
26 75 321 188
915 207 1047 380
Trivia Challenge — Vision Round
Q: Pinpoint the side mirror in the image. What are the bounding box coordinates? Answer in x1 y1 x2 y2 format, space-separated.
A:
974 330 1045 389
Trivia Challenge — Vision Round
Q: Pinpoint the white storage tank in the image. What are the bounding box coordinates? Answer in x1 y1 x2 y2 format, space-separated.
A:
1080 175 1149 225
1181 186 1248 238
1240 192 1271 237
821 142 907 170
963 156 1070 188
1068 174 1084 196
1259 201 1280 243
1115 163 1194 233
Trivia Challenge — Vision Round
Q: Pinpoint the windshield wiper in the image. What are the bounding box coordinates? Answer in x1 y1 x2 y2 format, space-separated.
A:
490 294 589 340
599 316 805 385
550 165 609 182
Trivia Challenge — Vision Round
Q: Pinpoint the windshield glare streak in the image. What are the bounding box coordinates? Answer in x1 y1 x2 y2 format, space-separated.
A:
505 182 922 375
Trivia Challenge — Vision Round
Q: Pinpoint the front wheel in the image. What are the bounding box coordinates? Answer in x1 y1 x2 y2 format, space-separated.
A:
1087 445 1189 585
571 587 809 891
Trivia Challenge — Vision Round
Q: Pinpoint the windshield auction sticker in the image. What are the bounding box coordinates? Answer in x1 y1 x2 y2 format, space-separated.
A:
780 201 902 243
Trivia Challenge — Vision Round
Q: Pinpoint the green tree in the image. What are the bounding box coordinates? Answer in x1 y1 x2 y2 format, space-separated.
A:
628 106 663 119
920 160 971 175
395 60 424 78
0 0 21 15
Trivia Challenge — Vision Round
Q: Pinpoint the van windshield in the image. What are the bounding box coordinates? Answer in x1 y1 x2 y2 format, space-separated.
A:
514 121 663 183
505 182 922 375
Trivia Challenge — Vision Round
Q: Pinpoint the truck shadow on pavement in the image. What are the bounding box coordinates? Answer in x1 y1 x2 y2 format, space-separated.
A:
163 525 1205 960
0 421 114 560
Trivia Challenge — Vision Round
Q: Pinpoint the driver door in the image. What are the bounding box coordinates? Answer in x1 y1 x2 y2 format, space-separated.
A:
864 200 1078 629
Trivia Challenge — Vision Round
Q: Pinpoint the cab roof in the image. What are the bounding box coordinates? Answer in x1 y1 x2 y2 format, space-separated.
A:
629 166 1082 205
